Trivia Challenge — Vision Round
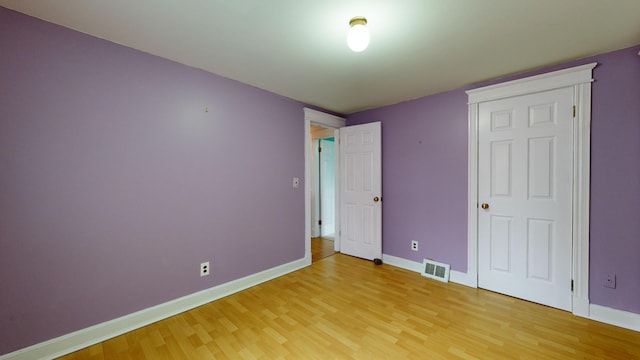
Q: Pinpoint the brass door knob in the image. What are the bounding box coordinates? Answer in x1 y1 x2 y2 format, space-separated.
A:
481 203 489 209
373 196 380 203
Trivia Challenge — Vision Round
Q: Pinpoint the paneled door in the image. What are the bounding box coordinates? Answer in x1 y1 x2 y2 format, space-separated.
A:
339 122 382 261
478 87 573 311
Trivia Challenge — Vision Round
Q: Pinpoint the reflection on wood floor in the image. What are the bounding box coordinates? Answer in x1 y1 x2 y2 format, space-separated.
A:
311 236 337 262
58 254 640 359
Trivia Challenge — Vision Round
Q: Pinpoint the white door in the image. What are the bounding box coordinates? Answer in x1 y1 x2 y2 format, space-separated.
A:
339 122 382 261
478 87 573 311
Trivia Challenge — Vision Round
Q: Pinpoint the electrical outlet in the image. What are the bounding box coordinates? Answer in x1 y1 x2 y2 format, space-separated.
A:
200 262 210 277
603 273 616 289
411 240 418 251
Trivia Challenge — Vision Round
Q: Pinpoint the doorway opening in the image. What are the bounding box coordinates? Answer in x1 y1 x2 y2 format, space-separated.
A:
304 109 345 265
311 126 337 262
311 129 336 238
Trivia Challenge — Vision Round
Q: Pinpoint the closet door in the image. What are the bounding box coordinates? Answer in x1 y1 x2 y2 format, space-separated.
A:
478 87 573 311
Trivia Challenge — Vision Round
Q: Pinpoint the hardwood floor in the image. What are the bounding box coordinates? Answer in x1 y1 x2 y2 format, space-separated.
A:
59 254 640 359
311 237 337 262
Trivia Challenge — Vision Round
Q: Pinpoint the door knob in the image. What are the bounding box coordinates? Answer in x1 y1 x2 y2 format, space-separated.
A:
481 203 489 209
373 196 380 203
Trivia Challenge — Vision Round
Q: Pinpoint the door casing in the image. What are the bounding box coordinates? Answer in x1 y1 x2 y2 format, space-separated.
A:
466 62 596 317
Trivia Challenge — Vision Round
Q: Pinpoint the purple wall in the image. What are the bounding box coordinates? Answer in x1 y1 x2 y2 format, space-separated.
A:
0 8 306 354
348 91 470 271
348 45 640 315
589 46 640 313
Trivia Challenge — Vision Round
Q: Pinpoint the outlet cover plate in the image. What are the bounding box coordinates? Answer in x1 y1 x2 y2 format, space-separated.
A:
200 261 210 277
603 273 616 289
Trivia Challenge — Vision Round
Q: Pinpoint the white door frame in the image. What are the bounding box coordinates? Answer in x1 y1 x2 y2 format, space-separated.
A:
466 62 596 317
304 108 345 265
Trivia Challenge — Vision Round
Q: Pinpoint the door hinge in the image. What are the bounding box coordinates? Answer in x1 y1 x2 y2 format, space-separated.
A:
573 105 576 118
318 219 322 225
318 146 322 153
571 279 574 291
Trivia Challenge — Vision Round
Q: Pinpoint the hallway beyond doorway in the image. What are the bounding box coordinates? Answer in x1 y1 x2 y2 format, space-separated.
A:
311 237 336 262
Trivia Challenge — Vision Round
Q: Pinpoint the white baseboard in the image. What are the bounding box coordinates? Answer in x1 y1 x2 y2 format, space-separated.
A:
0 258 308 360
572 295 590 318
589 303 640 332
449 270 477 288
381 254 423 272
381 254 473 287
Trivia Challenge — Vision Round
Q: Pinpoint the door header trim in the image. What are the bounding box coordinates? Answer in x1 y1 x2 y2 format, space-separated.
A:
467 62 597 104
304 108 345 128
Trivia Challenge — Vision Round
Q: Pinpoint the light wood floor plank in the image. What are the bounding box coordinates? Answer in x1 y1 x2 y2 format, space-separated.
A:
58 253 640 359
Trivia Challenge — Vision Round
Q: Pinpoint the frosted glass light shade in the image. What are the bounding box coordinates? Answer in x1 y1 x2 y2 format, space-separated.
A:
347 18 369 52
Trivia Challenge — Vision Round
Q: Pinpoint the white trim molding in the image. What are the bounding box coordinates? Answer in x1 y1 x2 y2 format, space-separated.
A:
382 254 469 287
466 102 479 289
303 108 345 128
382 254 423 272
465 62 597 318
571 79 593 318
466 63 598 104
448 269 477 288
0 258 308 360
590 304 640 332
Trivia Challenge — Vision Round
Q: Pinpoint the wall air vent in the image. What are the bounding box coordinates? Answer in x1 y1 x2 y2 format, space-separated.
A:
421 258 451 283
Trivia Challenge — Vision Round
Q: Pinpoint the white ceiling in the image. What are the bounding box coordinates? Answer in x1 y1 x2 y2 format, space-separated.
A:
2 0 639 114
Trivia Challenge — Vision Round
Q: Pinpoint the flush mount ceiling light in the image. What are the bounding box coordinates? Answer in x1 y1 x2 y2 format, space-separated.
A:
347 16 370 52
